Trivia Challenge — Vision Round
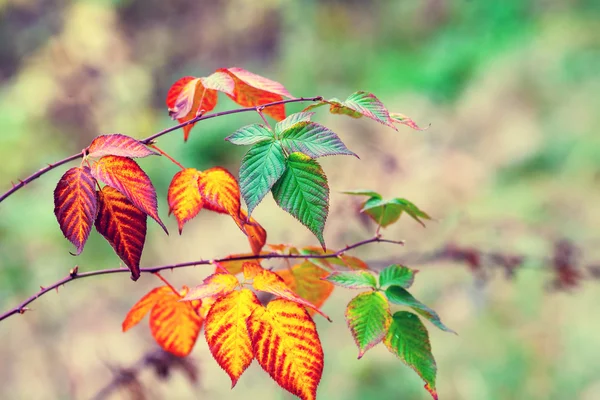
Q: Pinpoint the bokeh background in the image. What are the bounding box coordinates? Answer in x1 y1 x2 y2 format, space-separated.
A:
1 0 600 399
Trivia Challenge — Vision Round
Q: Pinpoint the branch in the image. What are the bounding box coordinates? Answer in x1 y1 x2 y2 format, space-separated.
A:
0 235 401 322
0 96 323 205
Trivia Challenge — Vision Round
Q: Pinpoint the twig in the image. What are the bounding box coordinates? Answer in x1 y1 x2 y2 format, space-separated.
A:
0 235 400 322
0 96 323 206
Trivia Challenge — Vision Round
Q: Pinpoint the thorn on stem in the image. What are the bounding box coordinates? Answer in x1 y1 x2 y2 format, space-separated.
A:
70 266 79 278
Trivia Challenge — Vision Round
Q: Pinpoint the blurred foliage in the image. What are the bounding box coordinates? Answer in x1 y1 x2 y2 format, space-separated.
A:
1 0 600 399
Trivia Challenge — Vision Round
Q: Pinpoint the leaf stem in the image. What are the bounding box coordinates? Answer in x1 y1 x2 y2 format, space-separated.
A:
149 144 185 170
256 107 273 130
153 272 180 296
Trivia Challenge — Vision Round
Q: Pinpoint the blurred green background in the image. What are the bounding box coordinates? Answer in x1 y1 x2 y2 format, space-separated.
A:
1 0 600 399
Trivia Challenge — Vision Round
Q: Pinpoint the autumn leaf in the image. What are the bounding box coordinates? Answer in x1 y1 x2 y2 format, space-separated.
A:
91 155 167 233
53 166 98 255
251 268 331 321
201 71 235 95
167 168 203 233
87 134 159 159
219 67 292 121
384 311 438 400
198 167 241 218
242 261 264 280
204 289 261 387
276 262 334 316
214 252 268 275
166 76 219 141
181 273 240 301
345 291 391 358
235 209 267 255
300 246 369 271
247 299 324 400
123 285 203 357
390 113 429 131
95 186 147 281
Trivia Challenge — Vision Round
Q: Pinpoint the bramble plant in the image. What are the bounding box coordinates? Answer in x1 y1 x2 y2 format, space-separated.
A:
0 67 450 400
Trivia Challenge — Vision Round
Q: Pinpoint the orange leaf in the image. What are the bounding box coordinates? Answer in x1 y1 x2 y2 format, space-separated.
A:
87 134 159 159
242 261 264 280
268 244 300 255
277 262 334 316
149 287 203 357
122 286 172 331
91 155 167 233
198 167 241 218
167 168 203 233
251 269 331 321
247 299 324 400
219 67 292 121
205 289 261 387
95 186 147 281
166 76 218 141
53 166 98 255
181 273 240 301
236 209 267 255
214 252 268 275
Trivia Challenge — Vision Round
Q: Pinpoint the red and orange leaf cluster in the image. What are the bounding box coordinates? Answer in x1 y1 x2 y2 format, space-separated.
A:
54 134 165 280
122 285 203 357
167 166 266 254
166 68 293 141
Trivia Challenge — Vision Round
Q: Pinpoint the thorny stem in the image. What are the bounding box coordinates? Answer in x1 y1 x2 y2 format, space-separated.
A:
0 96 323 206
0 235 401 323
148 144 185 170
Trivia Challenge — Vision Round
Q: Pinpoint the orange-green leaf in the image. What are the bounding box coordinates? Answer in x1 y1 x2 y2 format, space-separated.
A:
242 261 264 280
181 273 240 301
95 186 147 281
276 262 334 316
150 287 203 357
122 286 173 332
219 67 292 121
91 155 167 233
167 168 203 233
251 268 331 321
54 166 98 255
247 299 323 400
87 134 159 159
205 289 261 387
390 113 429 131
198 167 241 218
166 76 218 141
345 291 391 358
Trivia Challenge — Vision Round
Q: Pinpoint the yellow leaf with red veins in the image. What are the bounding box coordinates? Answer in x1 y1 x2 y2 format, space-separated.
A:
277 262 334 316
251 269 331 321
95 186 147 281
167 168 203 233
198 167 241 218
205 289 261 387
181 273 240 301
242 261 264 280
247 299 324 400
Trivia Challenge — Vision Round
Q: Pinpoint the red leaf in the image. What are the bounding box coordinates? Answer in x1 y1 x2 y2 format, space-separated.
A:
87 134 159 159
219 67 292 121
167 168 204 233
95 186 147 281
166 76 218 141
91 155 167 233
53 166 98 255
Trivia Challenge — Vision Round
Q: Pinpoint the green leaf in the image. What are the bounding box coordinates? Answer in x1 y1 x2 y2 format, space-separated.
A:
275 112 315 134
271 152 329 248
280 122 357 159
342 190 382 199
345 291 390 358
379 264 417 289
385 286 455 334
362 197 431 228
332 91 397 129
225 124 274 146
384 311 438 400
239 140 286 215
325 271 377 289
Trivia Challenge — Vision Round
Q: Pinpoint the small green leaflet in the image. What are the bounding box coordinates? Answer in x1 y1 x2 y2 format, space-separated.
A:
342 189 382 199
271 152 329 248
280 121 357 159
275 112 315 134
379 264 417 289
326 271 377 289
385 286 455 334
226 124 274 145
239 140 286 215
384 311 438 400
362 197 431 228
345 291 390 358
390 113 429 131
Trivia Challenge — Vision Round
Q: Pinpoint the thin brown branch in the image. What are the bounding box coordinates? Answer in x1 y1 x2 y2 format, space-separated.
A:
0 96 323 206
0 235 400 322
